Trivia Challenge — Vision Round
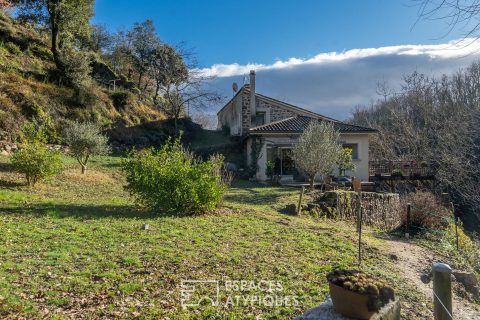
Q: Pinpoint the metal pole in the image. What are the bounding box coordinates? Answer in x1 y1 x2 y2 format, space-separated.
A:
432 263 453 320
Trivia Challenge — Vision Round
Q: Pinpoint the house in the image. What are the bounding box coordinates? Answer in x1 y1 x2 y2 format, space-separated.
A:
217 70 376 182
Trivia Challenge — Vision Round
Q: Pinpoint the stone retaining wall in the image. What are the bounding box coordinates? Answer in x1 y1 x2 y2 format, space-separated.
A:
320 191 402 231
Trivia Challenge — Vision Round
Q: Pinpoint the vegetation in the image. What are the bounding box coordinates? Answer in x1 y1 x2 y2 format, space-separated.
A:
352 63 480 230
62 121 110 174
327 269 395 311
0 154 437 319
122 139 230 214
11 143 62 186
292 121 343 189
337 147 355 176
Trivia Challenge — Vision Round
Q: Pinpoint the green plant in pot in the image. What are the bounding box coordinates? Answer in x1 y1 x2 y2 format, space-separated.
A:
327 269 395 319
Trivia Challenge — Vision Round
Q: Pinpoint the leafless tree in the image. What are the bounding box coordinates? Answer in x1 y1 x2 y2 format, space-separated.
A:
351 62 480 224
416 0 480 38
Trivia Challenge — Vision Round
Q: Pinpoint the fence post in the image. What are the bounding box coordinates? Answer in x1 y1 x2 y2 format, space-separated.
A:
405 203 411 239
358 207 363 266
296 186 304 215
449 202 459 251
432 263 452 320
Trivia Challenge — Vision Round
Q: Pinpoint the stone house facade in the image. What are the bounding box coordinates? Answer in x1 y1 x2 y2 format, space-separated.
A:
217 71 376 181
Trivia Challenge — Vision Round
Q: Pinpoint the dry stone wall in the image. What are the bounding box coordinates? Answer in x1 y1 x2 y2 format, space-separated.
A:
320 191 402 231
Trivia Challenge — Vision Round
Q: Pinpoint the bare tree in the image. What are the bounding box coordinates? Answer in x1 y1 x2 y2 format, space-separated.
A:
416 0 480 38
351 63 480 225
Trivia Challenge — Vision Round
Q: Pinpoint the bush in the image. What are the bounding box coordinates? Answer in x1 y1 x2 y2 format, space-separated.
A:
111 90 133 109
5 42 21 55
11 143 62 186
401 191 451 230
122 139 230 214
28 43 53 60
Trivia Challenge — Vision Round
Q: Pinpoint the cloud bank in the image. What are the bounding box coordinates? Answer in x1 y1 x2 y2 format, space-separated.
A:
200 38 480 120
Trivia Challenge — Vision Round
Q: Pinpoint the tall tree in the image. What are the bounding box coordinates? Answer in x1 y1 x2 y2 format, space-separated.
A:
126 19 160 90
15 0 94 73
292 121 344 189
149 44 188 104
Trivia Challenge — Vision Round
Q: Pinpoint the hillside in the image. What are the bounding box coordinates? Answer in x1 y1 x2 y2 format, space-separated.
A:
0 11 164 142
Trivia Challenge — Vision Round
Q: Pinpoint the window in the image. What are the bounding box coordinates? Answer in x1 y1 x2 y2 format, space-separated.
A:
343 143 359 160
255 112 266 126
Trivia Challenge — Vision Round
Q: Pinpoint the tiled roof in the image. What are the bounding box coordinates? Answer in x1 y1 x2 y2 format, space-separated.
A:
249 116 376 134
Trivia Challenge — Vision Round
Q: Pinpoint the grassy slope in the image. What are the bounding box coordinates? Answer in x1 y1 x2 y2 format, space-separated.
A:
0 12 164 140
0 155 431 319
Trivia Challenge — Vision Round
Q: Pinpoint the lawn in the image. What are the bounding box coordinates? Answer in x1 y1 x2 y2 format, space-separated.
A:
0 155 430 319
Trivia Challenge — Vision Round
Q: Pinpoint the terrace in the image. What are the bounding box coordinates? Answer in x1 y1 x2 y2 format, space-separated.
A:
369 160 436 181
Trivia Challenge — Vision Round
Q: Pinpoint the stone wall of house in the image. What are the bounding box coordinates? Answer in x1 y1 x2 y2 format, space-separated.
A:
241 90 299 133
318 191 402 231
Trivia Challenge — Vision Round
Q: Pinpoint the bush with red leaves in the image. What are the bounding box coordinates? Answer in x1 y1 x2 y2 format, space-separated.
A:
401 191 451 230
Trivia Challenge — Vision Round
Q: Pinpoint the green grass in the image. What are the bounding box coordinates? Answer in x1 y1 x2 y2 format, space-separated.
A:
0 155 430 319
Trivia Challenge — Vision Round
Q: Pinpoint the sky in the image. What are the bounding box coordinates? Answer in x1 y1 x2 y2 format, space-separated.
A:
93 1 480 120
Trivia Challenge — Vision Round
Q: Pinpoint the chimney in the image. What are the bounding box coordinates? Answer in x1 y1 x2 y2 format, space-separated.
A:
249 70 256 126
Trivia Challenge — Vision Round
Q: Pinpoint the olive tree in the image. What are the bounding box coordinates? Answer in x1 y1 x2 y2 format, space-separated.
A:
62 121 110 174
292 121 343 189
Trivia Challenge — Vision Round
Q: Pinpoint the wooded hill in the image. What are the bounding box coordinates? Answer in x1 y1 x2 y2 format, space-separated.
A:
0 11 168 143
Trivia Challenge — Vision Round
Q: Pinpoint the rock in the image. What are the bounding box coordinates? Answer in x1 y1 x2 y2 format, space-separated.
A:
389 254 398 261
141 224 150 230
224 162 237 172
453 270 480 299
296 296 401 320
4 144 11 152
285 204 297 215
421 272 432 284
0 150 9 156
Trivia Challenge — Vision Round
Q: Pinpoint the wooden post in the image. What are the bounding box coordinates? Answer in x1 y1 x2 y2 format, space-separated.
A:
450 202 458 251
433 263 452 320
296 186 304 215
358 207 363 267
405 203 411 239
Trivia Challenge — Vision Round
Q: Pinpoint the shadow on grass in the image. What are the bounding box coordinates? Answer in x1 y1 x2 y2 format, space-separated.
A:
0 178 25 188
0 161 15 173
224 179 296 205
0 202 162 219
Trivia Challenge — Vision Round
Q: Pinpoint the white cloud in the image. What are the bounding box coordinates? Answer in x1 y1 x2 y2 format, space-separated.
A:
200 38 480 120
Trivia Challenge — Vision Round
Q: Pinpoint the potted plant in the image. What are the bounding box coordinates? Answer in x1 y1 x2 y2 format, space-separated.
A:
327 269 395 319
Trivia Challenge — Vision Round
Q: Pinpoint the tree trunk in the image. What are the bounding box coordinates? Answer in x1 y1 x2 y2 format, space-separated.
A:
81 164 87 175
309 175 315 190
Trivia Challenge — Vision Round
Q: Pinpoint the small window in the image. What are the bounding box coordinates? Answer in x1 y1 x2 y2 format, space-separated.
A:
343 144 359 160
255 112 266 126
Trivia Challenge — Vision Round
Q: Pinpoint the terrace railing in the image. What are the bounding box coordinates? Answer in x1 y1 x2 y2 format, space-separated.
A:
369 160 436 179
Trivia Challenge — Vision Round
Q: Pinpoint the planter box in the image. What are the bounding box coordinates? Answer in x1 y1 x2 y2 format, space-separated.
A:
329 282 375 319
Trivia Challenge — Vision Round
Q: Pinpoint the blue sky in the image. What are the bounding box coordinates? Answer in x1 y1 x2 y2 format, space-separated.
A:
93 0 464 67
93 1 480 119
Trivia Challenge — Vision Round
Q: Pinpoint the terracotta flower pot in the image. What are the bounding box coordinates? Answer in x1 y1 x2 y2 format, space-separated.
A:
329 282 376 319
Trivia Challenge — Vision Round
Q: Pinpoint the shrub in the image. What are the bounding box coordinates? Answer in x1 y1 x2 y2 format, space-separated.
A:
122 139 230 214
111 90 133 109
11 143 62 186
62 121 110 174
401 191 451 230
28 43 53 60
5 42 21 55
